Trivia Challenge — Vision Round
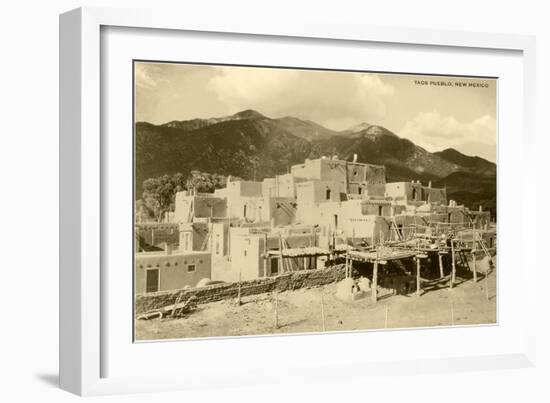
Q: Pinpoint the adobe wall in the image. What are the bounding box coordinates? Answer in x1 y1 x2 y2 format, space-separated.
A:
135 265 347 314
136 223 179 250
135 251 212 293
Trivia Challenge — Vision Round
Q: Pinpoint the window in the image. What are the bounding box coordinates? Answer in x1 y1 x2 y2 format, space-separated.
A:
358 187 362 195
412 188 417 200
326 188 331 200
145 269 159 293
187 264 196 273
243 205 247 217
215 234 220 255
378 205 383 216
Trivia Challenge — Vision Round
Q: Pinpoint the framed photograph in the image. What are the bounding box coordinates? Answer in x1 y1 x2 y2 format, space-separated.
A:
60 7 536 396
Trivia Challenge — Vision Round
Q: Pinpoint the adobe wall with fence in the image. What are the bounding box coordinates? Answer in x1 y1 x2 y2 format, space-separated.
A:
135 264 346 314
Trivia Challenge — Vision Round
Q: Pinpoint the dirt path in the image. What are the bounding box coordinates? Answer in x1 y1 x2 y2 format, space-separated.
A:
136 257 496 341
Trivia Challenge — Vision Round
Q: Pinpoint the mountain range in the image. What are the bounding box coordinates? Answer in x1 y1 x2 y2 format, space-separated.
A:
136 110 496 214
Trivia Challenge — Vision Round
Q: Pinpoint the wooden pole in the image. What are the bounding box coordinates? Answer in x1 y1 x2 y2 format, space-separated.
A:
384 304 388 328
438 253 444 278
263 233 268 276
472 251 477 282
345 251 349 278
416 256 421 296
485 268 489 300
237 272 242 305
450 239 456 289
278 234 284 273
372 260 378 304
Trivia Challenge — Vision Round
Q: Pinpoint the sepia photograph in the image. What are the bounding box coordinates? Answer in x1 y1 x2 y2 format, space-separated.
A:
133 62 497 341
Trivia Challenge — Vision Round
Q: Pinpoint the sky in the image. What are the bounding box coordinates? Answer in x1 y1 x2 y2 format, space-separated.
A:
135 62 497 162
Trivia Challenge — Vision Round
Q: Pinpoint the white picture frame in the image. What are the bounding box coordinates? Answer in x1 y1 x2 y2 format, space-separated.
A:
59 6 537 396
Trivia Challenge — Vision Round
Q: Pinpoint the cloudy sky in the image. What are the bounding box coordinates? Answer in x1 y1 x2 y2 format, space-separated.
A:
135 62 497 162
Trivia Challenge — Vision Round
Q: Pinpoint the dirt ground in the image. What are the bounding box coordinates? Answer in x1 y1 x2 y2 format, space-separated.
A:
135 257 496 341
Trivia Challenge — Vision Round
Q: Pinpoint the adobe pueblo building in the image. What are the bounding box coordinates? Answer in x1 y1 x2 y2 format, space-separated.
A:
135 156 496 301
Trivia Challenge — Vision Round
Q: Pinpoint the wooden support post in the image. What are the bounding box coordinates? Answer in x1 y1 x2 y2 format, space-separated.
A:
416 256 421 296
263 233 268 276
384 304 388 328
485 268 489 300
472 251 477 282
278 234 284 273
237 272 242 305
438 253 444 278
372 260 378 304
345 252 349 278
450 239 456 288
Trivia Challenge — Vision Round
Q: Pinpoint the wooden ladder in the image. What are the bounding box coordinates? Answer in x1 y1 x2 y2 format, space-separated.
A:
477 236 494 266
200 228 210 251
391 219 403 242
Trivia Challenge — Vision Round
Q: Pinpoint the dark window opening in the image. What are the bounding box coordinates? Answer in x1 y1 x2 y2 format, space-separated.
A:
326 188 331 200
334 214 338 228
187 264 196 273
378 205 383 216
358 187 362 195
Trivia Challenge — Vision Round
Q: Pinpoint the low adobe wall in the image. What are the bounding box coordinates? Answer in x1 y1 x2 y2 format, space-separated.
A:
135 264 346 314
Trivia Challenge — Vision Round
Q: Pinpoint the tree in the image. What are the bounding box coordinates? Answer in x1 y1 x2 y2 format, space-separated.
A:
142 175 177 221
140 171 236 221
186 170 228 193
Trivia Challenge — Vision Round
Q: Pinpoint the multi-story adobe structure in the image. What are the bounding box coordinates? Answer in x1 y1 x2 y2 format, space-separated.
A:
136 156 495 291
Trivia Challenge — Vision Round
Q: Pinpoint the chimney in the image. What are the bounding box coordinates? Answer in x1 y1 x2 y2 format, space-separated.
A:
353 153 358 162
332 155 338 160
479 205 483 212
428 181 432 188
164 242 172 255
226 175 232 187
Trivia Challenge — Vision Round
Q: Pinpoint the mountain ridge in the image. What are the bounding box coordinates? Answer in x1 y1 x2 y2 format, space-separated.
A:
136 110 496 212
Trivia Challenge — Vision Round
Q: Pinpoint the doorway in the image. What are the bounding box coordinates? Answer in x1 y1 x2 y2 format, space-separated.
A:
270 258 279 275
145 268 160 293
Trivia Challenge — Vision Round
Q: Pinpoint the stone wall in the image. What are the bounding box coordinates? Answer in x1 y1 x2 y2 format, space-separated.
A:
136 265 346 314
